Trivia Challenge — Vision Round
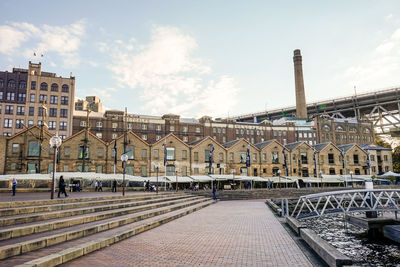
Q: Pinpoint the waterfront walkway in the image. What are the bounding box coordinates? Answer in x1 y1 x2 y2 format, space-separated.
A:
63 200 312 267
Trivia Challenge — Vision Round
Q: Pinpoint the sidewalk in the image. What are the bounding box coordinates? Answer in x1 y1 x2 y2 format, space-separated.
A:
63 200 312 267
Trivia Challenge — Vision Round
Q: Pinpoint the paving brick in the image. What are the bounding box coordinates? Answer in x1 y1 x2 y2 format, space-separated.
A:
63 201 312 267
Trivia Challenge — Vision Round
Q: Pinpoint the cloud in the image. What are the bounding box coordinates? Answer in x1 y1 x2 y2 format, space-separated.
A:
342 27 400 91
0 20 86 67
103 25 239 117
385 14 393 21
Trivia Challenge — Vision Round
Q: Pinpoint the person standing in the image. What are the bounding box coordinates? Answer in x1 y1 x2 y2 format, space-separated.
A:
112 180 117 193
143 180 147 192
58 176 68 198
98 181 103 192
94 181 98 192
146 180 150 192
12 178 17 196
212 185 217 201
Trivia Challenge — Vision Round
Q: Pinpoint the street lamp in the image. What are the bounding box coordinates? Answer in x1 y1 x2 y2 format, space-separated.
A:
277 169 281 189
155 163 159 194
231 169 235 189
49 134 62 199
121 154 128 196
175 168 179 192
350 170 354 188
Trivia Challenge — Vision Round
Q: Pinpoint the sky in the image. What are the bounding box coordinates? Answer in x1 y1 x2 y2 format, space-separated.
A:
0 1 400 119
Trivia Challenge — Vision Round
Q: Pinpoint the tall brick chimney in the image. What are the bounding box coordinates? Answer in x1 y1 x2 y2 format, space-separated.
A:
293 49 307 119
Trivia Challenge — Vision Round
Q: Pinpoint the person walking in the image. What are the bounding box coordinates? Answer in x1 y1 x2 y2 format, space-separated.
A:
98 181 103 192
143 180 147 192
112 180 117 192
146 180 150 192
94 181 98 192
212 185 217 201
12 178 17 196
58 176 68 198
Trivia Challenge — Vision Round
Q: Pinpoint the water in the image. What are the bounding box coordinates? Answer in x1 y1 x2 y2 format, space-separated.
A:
303 213 400 266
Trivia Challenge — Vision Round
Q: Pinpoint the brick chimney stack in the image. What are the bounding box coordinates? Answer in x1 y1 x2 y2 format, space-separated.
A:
293 49 307 119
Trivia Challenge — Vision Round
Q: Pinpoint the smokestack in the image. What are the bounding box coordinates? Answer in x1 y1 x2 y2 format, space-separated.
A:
293 49 307 119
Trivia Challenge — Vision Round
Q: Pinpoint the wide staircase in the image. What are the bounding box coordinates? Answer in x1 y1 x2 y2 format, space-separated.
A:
0 193 213 267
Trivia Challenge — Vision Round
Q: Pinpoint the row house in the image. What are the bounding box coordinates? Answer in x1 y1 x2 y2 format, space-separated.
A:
0 126 378 177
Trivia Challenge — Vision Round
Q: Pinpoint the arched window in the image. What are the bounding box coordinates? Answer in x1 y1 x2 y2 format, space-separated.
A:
336 125 344 132
322 124 330 131
8 80 16 88
40 82 48 91
62 84 69 92
51 83 58 91
349 127 357 133
19 81 26 89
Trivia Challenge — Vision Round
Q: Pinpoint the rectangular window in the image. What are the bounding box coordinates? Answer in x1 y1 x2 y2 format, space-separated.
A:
29 106 34 116
141 166 147 177
4 118 12 128
219 152 224 162
141 149 147 159
126 145 134 159
97 165 102 173
194 167 199 174
64 146 70 156
98 148 104 157
166 148 175 160
49 108 57 117
60 109 68 118
229 152 234 161
182 166 187 176
28 120 33 126
50 95 58 104
0 92 2 99
12 143 19 153
59 121 67 131
78 146 90 159
195 127 200 133
141 124 147 130
183 127 187 133
272 152 279 164
96 133 102 138
31 81 36 90
353 154 359 164
384 155 388 161
301 153 308 164
39 94 47 103
194 152 199 161
328 154 334 164
48 121 56 130
5 105 13 114
205 150 210 162
156 135 161 141
156 125 161 131
170 125 174 131
61 96 68 105
6 92 15 101
16 119 24 129
141 135 147 140
154 149 159 159
17 93 26 101
28 141 40 156
240 152 246 163
112 122 117 128
96 121 103 127
166 165 175 176
17 106 25 115
182 150 187 160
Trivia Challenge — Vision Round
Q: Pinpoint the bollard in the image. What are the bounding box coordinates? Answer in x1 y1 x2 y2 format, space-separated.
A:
285 199 289 217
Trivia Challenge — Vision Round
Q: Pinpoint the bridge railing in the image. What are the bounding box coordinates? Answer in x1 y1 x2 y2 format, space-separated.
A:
291 189 400 219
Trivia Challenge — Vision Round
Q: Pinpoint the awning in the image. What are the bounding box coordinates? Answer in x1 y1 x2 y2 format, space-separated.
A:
165 176 194 183
380 171 400 177
190 176 213 182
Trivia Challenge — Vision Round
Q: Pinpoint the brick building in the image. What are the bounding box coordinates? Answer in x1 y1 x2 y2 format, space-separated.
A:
0 62 75 139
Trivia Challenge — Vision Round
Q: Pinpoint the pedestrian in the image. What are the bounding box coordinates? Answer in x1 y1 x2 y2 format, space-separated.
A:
212 185 217 201
112 179 117 192
76 183 80 192
12 178 17 196
146 180 150 192
143 180 147 192
94 181 98 192
98 181 103 192
58 175 68 198
267 178 271 190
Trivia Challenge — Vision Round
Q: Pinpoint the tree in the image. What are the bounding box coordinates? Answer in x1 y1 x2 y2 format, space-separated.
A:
393 146 400 173
374 136 391 149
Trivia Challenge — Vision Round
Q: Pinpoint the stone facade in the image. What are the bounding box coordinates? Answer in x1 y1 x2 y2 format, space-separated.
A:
361 144 393 175
0 126 386 177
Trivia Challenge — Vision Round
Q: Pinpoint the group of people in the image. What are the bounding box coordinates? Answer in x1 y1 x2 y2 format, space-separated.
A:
94 181 103 191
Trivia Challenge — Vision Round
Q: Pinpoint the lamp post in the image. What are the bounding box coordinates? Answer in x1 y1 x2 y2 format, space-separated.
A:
319 170 323 188
277 169 281 189
155 164 159 194
121 154 128 196
175 168 178 192
231 169 235 189
350 170 354 188
49 134 62 200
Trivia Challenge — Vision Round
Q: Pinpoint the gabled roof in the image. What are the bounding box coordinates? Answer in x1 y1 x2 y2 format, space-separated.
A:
284 141 303 151
188 136 226 150
63 129 107 145
337 143 356 153
361 144 392 151
313 142 330 152
254 139 286 150
7 125 52 140
152 133 189 147
222 139 241 148
108 130 149 146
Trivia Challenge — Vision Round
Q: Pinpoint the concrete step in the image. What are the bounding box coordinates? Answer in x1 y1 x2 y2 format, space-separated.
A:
0 195 195 241
0 194 191 227
0 198 214 266
0 193 186 216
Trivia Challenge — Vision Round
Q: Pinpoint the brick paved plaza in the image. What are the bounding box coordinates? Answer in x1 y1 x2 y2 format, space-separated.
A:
63 200 312 267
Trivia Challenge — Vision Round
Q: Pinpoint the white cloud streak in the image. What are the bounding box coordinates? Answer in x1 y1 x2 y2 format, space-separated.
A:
0 20 86 67
103 26 239 117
